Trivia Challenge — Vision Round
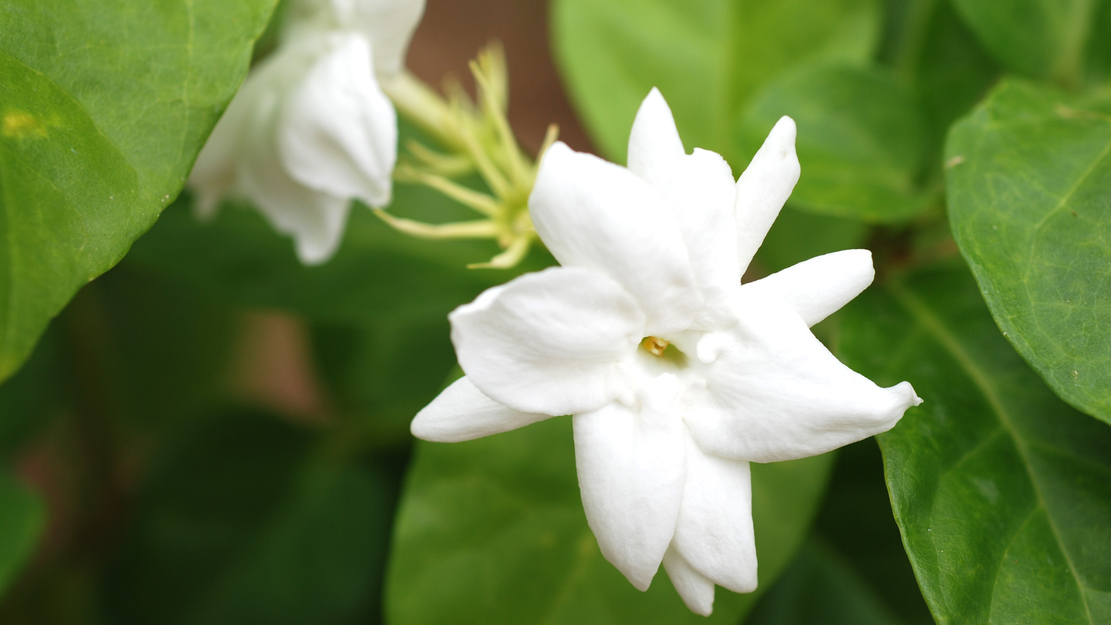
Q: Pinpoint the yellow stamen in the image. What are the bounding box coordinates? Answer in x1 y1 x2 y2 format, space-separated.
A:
642 336 670 357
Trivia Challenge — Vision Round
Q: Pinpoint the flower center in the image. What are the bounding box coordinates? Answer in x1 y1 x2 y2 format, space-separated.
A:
641 336 669 356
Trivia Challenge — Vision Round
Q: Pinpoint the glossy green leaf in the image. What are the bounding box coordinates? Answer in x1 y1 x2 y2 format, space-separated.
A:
105 411 397 625
0 473 45 595
738 62 932 222
839 260 1111 624
950 0 1109 85
0 0 277 382
946 79 1111 424
551 0 881 162
386 417 833 625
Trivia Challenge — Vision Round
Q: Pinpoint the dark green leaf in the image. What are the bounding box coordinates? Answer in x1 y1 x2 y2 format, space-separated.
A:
738 62 932 222
386 418 833 624
0 474 44 596
949 0 1109 85
0 0 277 382
840 260 1111 624
946 79 1111 424
106 411 397 625
744 538 905 625
551 0 882 163
313 315 458 447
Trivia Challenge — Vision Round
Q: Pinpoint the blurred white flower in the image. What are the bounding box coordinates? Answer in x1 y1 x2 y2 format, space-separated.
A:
187 0 425 264
411 89 922 615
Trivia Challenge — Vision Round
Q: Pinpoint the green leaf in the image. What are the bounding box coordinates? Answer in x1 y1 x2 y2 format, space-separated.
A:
738 62 932 222
0 473 44 595
0 0 278 382
946 79 1111 424
551 0 882 163
386 418 833 625
105 411 397 625
744 538 906 625
949 0 1109 85
839 260 1111 624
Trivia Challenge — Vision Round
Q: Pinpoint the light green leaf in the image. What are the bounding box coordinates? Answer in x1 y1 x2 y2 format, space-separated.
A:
946 79 1111 424
0 473 44 595
738 62 932 222
551 0 881 163
839 260 1111 624
0 0 278 382
386 418 833 625
950 0 1109 85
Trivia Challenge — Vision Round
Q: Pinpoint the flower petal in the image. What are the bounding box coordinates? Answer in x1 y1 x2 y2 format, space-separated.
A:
740 249 874 327
450 266 645 416
530 142 702 336
410 376 553 442
683 292 922 462
188 38 315 218
662 546 716 616
735 116 800 276
627 87 685 177
235 80 352 264
573 374 686 591
626 89 740 331
278 33 396 208
671 429 757 594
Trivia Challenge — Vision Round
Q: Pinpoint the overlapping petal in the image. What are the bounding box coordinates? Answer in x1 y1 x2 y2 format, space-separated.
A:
683 293 921 463
278 33 396 208
411 376 552 442
662 546 715 616
740 249 875 327
735 116 800 276
572 375 686 591
626 89 740 331
670 430 757 593
450 266 645 416
530 142 702 337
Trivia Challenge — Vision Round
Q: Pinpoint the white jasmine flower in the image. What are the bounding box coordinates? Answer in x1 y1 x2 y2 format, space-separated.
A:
411 89 922 615
187 0 425 264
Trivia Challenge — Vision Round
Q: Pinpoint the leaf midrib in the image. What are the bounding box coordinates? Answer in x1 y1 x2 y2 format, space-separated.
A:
888 281 1095 624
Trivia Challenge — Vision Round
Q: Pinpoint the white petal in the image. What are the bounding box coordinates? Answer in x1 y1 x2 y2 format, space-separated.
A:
626 90 741 331
411 377 553 442
187 39 313 218
278 33 396 208
234 75 352 265
740 249 875 327
627 87 685 177
450 266 645 416
671 430 757 593
683 293 922 462
573 374 686 591
735 116 800 276
662 546 715 616
529 142 702 337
